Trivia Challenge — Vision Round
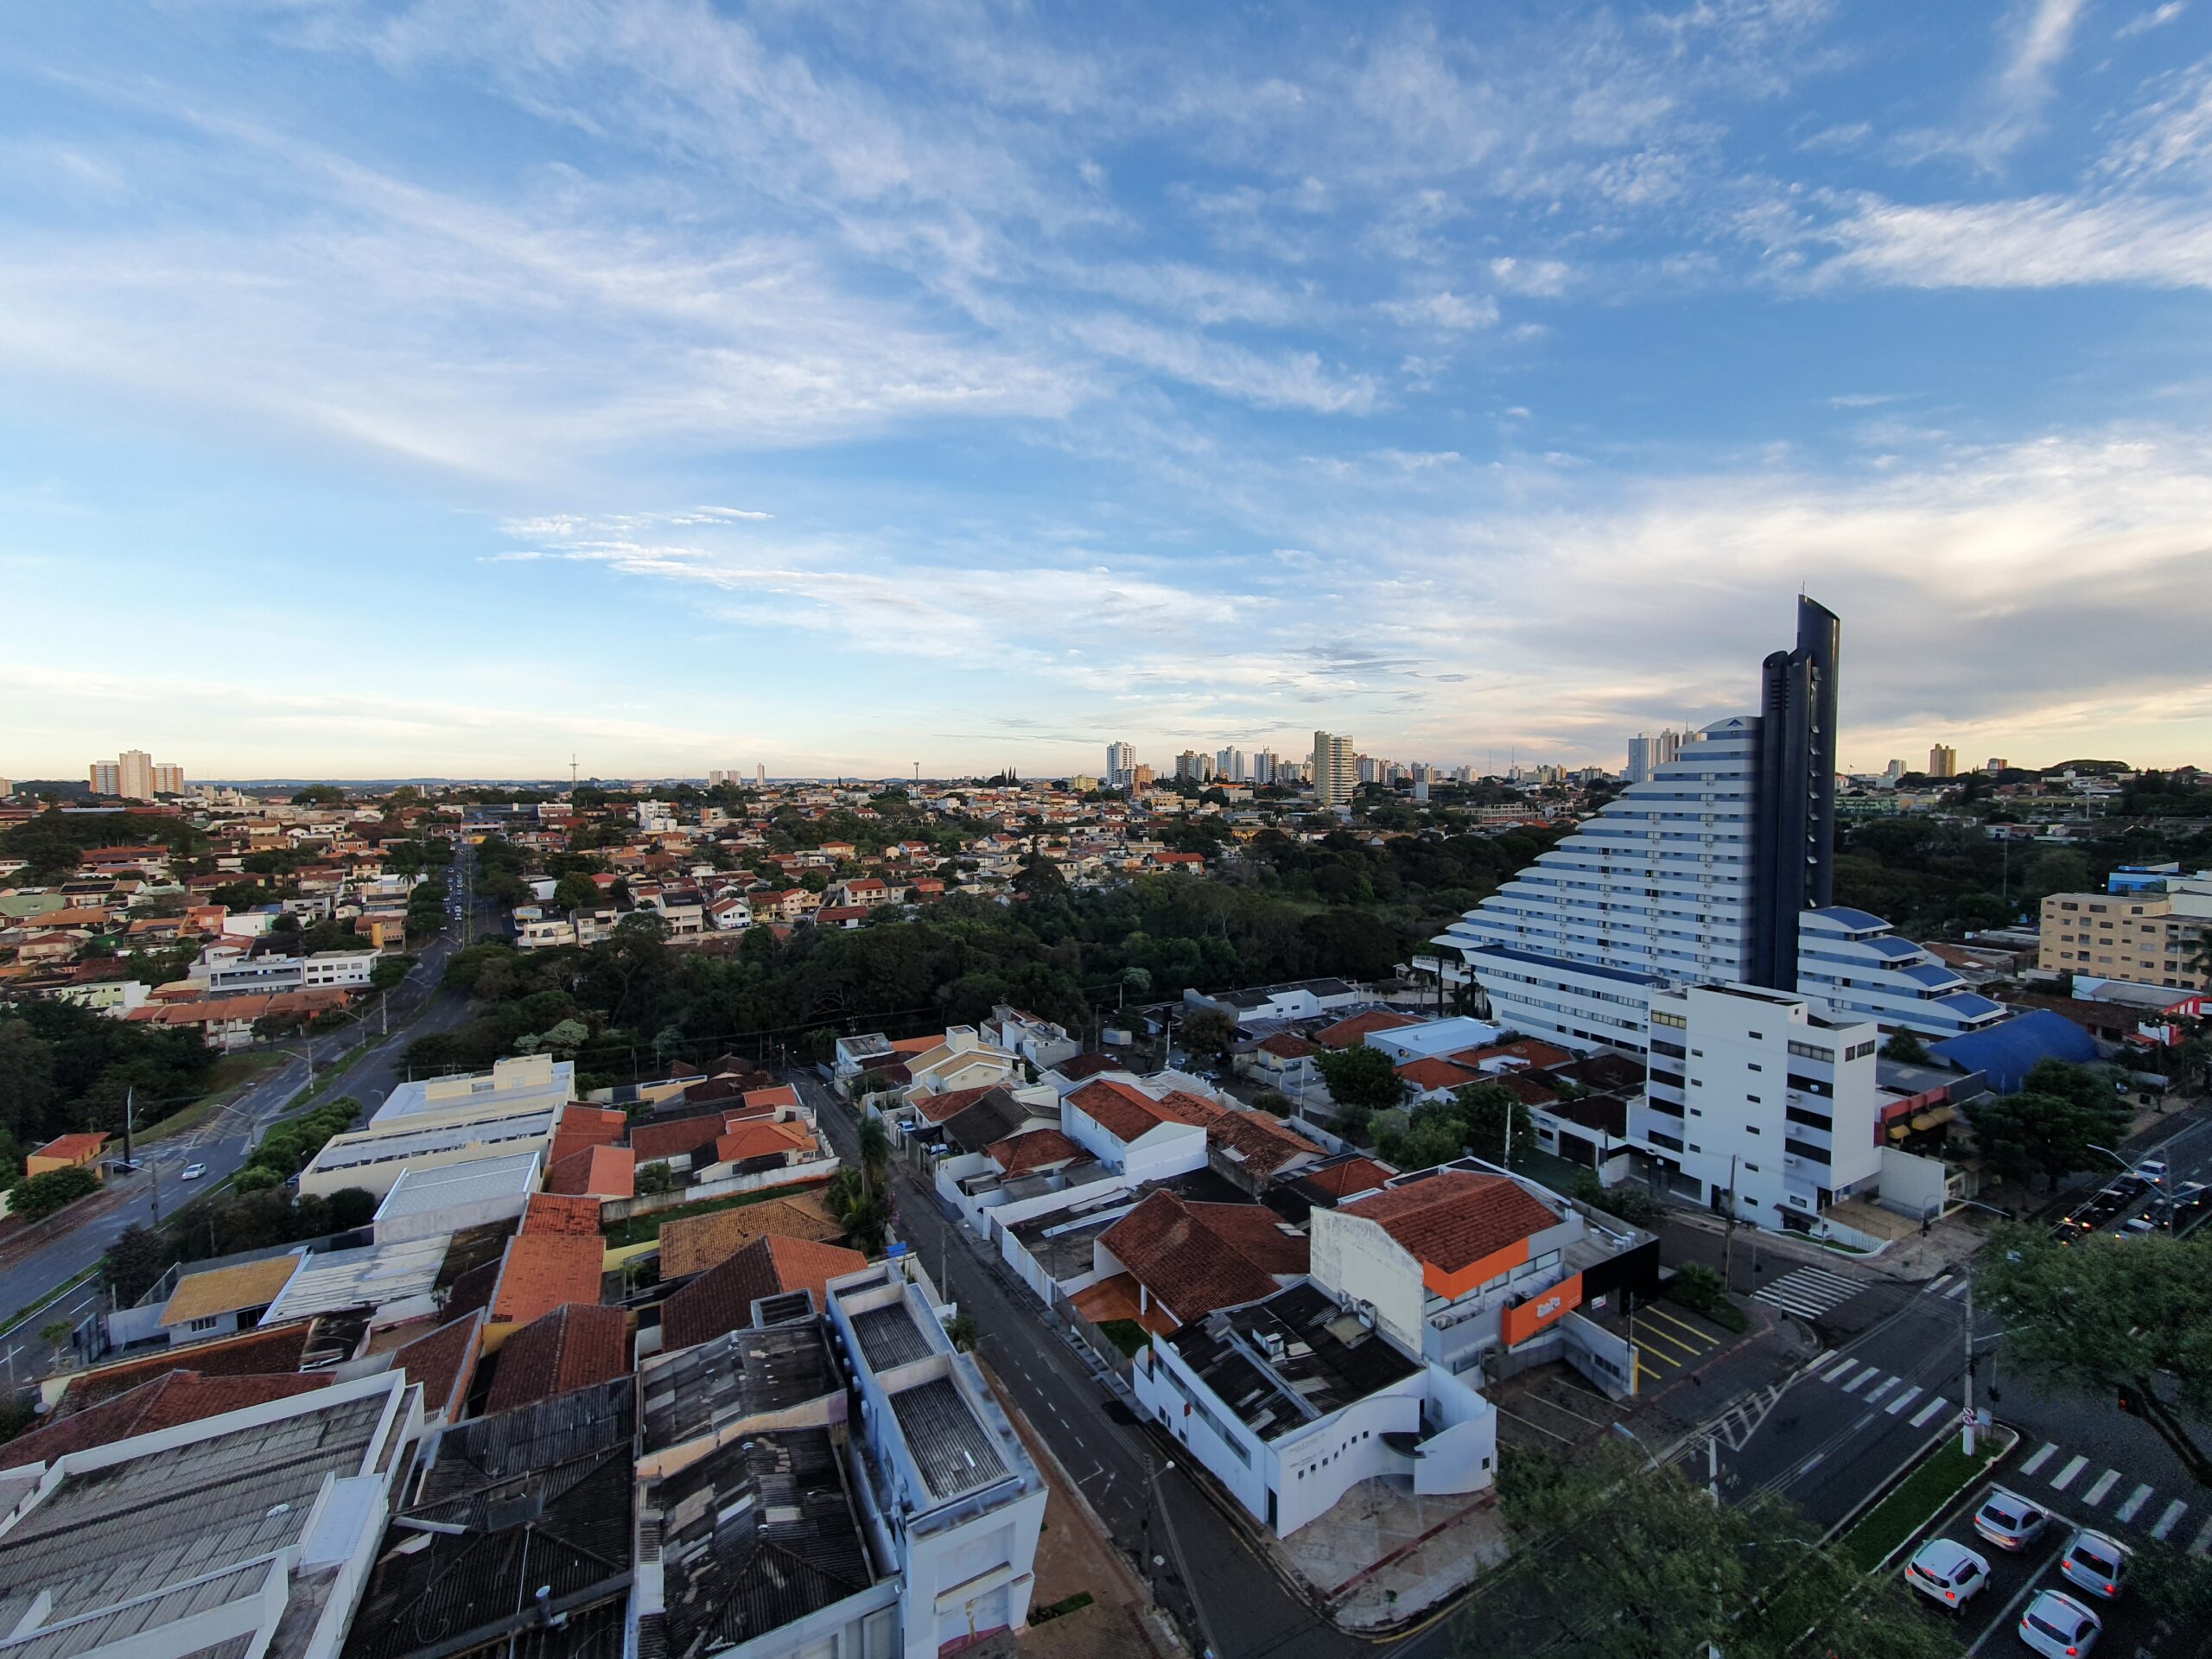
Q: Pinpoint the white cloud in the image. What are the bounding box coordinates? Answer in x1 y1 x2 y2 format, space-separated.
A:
1377 291 1499 331
1811 193 2212 289
2116 3 2189 38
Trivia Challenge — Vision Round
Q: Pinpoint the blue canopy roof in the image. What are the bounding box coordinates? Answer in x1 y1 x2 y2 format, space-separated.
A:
1930 1011 2099 1094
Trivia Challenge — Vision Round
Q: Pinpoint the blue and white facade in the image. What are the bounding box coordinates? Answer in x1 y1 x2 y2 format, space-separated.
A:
1796 907 2006 1038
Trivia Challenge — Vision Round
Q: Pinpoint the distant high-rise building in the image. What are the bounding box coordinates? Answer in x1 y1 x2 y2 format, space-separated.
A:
1883 760 1904 786
1132 763 1154 789
1928 745 1958 779
1313 731 1356 807
1253 750 1278 785
88 748 181 798
1984 757 2009 775
1215 747 1249 784
1626 728 1682 785
1105 741 1136 789
755 764 766 788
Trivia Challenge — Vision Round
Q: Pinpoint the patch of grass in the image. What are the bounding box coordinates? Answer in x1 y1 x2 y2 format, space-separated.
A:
601 1182 827 1249
1031 1592 1095 1623
137 1052 283 1143
1096 1317 1150 1357
1663 1264 1750 1332
1842 1437 2005 1572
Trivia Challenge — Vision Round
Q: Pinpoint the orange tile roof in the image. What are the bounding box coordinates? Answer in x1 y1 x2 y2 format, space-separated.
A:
629 1115 730 1164
1338 1171 1562 1273
741 1084 801 1110
713 1120 813 1165
1068 1078 1210 1143
60 1322 317 1411
547 1106 629 1166
1205 1109 1322 1179
1099 1192 1307 1325
658 1190 842 1279
1314 1009 1421 1049
29 1132 108 1162
1298 1155 1396 1200
391 1309 484 1421
490 1232 606 1326
484 1301 628 1414
1395 1057 1482 1092
522 1192 605 1236
543 1144 635 1198
986 1128 1085 1176
1446 1039 1578 1071
0 1371 331 1469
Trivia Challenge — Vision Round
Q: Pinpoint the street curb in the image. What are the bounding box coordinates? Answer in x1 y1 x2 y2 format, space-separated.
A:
1840 1424 2018 1571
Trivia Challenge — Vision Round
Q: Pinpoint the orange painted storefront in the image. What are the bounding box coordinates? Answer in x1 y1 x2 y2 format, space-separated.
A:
1500 1271 1584 1346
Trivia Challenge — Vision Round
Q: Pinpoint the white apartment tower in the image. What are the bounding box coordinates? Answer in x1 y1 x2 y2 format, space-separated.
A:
1313 732 1356 807
1626 728 1682 785
1434 600 2005 1055
1105 741 1136 789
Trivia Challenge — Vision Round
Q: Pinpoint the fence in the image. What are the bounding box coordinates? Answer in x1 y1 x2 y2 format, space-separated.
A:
1050 1285 1139 1383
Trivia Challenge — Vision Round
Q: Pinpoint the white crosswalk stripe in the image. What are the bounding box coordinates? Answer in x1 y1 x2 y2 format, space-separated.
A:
1752 1266 1866 1320
1885 1385 1923 1416
1865 1375 1901 1405
2083 1470 2121 1506
1942 1279 1970 1300
2192 1516 2212 1558
2152 1500 2189 1540
1927 1273 1955 1294
2052 1455 2089 1491
2021 1442 2058 1476
1820 1354 1859 1383
1840 1364 1880 1394
2117 1484 2154 1523
1909 1395 1950 1428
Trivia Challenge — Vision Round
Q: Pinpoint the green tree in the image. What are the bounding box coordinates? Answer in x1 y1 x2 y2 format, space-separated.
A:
825 1166 888 1255
856 1116 892 1198
553 871 600 911
1967 1069 2129 1189
0 1020 58 1152
326 1187 378 1231
1880 1027 1931 1065
1978 1227 2212 1485
1486 1440 1956 1659
1178 1007 1239 1067
1453 1080 1535 1165
102 1223 173 1305
6 1165 98 1221
944 1312 980 1351
1313 1044 1404 1115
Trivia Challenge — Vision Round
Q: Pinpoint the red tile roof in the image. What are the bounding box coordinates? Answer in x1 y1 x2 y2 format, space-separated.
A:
628 1114 729 1164
543 1144 636 1198
59 1321 315 1411
1205 1109 1323 1179
660 1235 868 1351
391 1309 484 1421
1446 1039 1578 1071
1338 1170 1561 1272
658 1190 843 1279
547 1106 630 1167
1395 1058 1482 1092
913 1084 1003 1126
0 1370 331 1468
1098 1192 1307 1325
713 1120 813 1165
1298 1155 1395 1200
522 1192 604 1236
484 1302 629 1414
1255 1031 1314 1059
490 1232 606 1326
986 1128 1085 1176
1314 1009 1421 1049
29 1132 108 1163
742 1084 801 1111
1053 1052 1120 1081
1069 1078 1213 1144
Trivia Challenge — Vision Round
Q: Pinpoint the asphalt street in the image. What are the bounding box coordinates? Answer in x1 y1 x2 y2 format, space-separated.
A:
0 849 488 1376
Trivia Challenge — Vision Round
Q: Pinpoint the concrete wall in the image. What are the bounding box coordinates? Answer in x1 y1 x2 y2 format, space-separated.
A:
1878 1147 1951 1222
1308 1209 1424 1354
1562 1309 1637 1401
599 1156 836 1220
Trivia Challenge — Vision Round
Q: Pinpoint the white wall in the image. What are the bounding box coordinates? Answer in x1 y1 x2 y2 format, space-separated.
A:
1308 1210 1424 1354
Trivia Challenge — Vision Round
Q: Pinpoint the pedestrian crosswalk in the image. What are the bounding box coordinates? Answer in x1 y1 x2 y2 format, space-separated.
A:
1808 1352 1954 1427
2013 1440 2208 1554
1923 1272 1972 1301
1752 1265 1866 1320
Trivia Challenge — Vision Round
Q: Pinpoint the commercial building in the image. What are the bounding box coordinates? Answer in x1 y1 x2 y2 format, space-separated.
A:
2038 876 2212 989
1637 983 1882 1224
1313 731 1356 808
1433 599 2008 1053
206 950 378 995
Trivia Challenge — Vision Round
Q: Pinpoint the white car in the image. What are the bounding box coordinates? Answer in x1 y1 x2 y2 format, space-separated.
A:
1973 1487 2049 1552
2058 1529 2129 1601
181 1162 207 1181
1904 1538 1990 1611
2018 1588 2101 1658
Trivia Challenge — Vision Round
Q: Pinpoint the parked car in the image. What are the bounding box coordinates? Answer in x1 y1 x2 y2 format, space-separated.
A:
2058 1529 2129 1601
1904 1538 1991 1611
2018 1588 2101 1658
181 1162 207 1181
1973 1488 2049 1552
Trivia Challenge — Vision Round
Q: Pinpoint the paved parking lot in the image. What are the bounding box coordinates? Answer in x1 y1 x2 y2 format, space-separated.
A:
1898 1475 2195 1656
1628 1300 1734 1390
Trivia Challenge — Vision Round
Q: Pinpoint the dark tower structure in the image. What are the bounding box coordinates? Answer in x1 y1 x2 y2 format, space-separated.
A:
1749 596 1840 991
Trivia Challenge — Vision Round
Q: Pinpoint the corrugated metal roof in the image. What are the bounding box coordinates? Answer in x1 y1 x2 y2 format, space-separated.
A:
262 1235 449 1322
375 1151 542 1218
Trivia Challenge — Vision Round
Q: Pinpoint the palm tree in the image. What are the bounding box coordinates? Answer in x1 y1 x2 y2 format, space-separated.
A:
824 1166 889 1255
856 1116 892 1198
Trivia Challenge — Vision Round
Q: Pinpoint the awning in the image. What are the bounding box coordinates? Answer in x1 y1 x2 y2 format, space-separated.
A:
1910 1104 1958 1132
1887 1122 1911 1141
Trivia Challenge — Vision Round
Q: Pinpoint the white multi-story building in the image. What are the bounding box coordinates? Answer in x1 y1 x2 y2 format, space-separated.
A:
1313 731 1356 807
1639 982 1884 1224
1796 908 2006 1037
1105 741 1136 789
1626 728 1682 785
1253 749 1279 785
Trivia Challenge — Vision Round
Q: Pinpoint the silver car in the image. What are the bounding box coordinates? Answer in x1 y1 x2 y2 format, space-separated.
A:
1973 1487 2049 1552
1904 1537 1989 1611
2018 1588 2100 1659
2058 1529 2128 1601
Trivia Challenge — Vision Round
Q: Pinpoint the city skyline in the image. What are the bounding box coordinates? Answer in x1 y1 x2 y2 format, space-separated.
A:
4 4 2212 777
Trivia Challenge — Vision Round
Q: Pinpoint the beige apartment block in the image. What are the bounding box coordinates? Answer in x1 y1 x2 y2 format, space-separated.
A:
2040 889 2212 988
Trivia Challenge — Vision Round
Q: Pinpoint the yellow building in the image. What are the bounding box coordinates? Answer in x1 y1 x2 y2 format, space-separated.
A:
2040 889 2212 988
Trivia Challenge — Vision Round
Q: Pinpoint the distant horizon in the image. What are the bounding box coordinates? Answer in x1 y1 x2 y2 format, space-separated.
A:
6 7 2210 779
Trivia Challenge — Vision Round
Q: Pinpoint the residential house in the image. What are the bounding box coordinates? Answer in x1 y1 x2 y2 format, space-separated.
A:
1091 1190 1309 1330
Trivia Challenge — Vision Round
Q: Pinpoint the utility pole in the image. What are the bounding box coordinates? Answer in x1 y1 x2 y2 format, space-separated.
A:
1722 1154 1741 1284
122 1085 135 1171
1961 1274 1978 1455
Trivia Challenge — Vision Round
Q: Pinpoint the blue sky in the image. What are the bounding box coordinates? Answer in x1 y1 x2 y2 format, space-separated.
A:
3 0 2211 781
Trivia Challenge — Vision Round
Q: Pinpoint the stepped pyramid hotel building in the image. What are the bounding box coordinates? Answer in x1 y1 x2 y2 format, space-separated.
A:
1433 601 2005 1224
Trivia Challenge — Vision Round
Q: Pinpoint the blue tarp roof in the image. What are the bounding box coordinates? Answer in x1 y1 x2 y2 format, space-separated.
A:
1930 1011 2099 1093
